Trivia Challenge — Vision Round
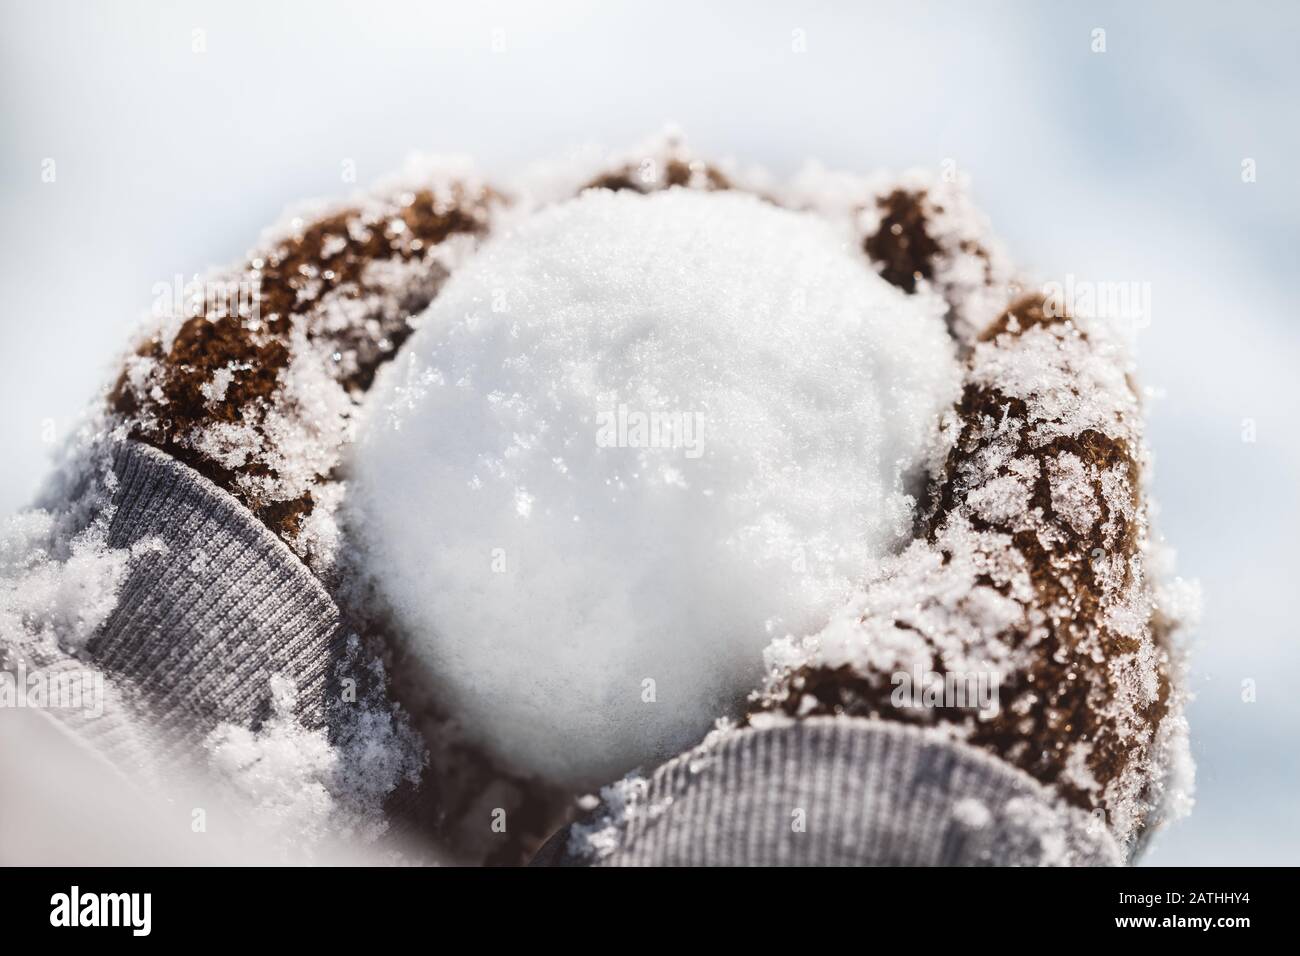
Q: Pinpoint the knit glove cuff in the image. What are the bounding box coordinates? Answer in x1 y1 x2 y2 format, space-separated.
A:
535 717 1121 867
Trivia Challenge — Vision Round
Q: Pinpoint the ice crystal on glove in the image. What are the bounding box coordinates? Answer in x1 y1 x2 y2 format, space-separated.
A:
753 295 1194 852
516 127 752 207
110 160 499 573
787 165 1019 345
349 188 961 788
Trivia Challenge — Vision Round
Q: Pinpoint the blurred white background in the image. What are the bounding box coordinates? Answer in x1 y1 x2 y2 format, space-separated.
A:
2 0 1296 864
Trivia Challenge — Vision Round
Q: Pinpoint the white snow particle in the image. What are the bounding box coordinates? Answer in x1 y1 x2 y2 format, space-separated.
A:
952 797 993 829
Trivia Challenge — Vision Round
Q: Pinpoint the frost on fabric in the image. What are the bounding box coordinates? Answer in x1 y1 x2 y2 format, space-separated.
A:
565 773 650 862
952 796 993 830
108 159 500 574
203 635 425 858
349 187 961 790
0 424 164 653
516 126 765 207
786 164 1019 346
752 295 1194 853
204 676 338 850
1 511 127 651
999 796 1073 866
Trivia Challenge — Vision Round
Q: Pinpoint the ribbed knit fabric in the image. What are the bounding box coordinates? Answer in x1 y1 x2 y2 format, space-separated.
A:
74 440 347 770
533 717 1123 866
11 440 1123 865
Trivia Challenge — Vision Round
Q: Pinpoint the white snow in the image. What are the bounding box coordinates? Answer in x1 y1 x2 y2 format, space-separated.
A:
786 163 1019 344
204 675 340 850
0 425 163 653
349 188 961 789
952 796 992 829
752 307 1196 852
565 772 649 860
115 160 497 574
203 635 425 857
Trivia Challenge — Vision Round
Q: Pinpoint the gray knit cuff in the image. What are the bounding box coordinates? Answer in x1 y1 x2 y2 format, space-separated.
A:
534 717 1122 866
76 440 346 769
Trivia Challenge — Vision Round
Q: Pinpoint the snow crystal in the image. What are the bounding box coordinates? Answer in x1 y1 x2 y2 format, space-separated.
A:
565 772 649 861
0 426 165 653
952 796 992 829
198 362 250 406
515 126 766 209
785 163 1019 344
204 675 340 851
113 159 499 574
203 636 425 858
350 188 961 789
999 795 1072 866
751 298 1196 853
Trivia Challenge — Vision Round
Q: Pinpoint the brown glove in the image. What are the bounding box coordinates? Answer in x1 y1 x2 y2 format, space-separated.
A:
750 182 1191 851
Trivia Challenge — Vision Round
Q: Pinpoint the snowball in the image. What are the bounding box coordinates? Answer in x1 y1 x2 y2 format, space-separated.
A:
349 188 960 789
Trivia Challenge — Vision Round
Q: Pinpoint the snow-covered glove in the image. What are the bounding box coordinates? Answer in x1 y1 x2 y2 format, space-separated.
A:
748 290 1193 856
540 180 1192 867
5 141 1192 867
2 165 500 861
